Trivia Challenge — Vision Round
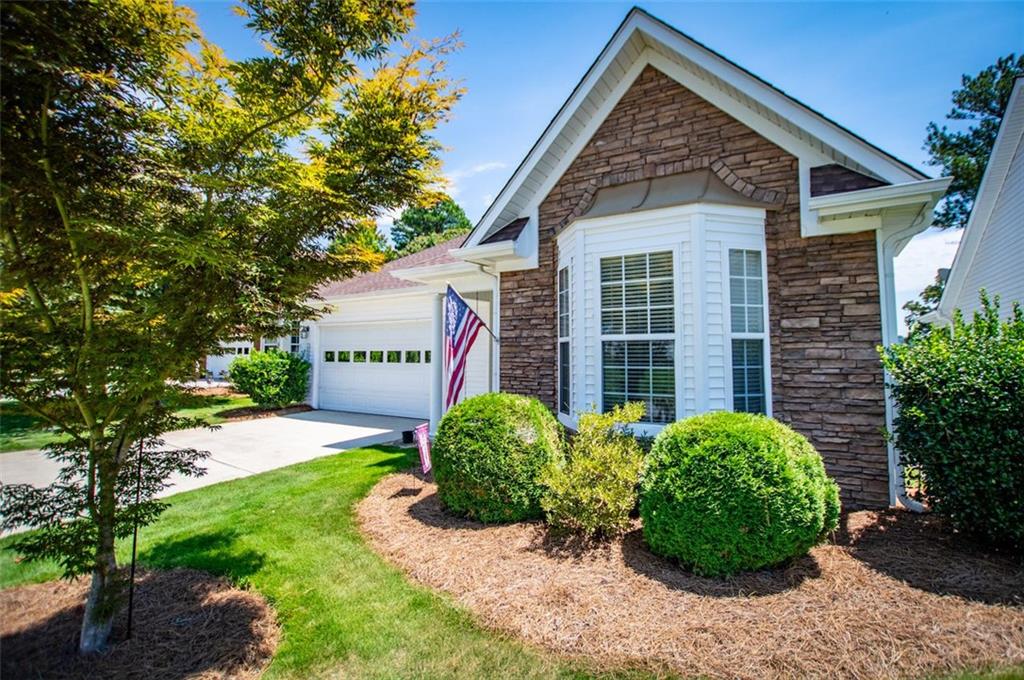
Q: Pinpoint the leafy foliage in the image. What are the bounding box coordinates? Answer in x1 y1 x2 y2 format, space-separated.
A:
903 270 947 340
925 54 1024 229
541 402 645 538
0 0 459 651
433 393 564 523
881 293 1024 552
229 350 311 408
328 217 395 263
640 412 840 576
390 195 471 253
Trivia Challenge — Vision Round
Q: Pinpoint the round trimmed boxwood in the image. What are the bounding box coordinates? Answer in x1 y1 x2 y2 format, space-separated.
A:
433 392 563 523
640 411 840 576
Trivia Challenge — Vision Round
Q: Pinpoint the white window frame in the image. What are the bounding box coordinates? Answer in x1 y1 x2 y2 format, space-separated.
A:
557 265 571 415
724 244 772 416
597 247 680 427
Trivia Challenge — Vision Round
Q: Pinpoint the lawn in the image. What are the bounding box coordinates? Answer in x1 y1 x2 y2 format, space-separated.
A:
0 393 255 453
0 446 645 679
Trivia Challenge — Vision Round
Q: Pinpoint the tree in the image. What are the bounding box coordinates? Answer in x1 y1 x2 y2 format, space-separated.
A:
389 195 471 251
329 218 395 263
903 270 947 339
393 224 471 259
925 54 1024 229
0 0 460 653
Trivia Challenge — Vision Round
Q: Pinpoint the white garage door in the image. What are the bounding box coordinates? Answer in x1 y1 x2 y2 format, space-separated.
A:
318 321 432 418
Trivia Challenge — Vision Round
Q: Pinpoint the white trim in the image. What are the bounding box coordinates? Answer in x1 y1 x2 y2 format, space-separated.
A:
808 177 953 216
934 78 1024 323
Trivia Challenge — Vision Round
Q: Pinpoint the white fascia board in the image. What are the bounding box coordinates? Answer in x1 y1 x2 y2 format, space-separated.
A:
390 260 480 284
804 177 951 238
315 287 431 306
463 17 639 248
808 177 952 216
936 78 1024 320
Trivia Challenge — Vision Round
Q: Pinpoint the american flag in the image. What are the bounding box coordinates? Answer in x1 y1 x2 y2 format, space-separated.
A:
443 285 488 409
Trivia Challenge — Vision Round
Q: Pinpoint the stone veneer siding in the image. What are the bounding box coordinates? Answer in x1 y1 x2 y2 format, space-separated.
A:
498 66 890 507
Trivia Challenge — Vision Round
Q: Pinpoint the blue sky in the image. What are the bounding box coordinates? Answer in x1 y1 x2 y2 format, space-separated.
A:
190 1 1023 330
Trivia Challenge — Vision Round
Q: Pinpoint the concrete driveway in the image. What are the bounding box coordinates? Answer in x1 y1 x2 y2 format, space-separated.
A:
0 410 422 497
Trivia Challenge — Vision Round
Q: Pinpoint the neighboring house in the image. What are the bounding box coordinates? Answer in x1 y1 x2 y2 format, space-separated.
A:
308 8 951 509
204 325 310 379
925 77 1024 324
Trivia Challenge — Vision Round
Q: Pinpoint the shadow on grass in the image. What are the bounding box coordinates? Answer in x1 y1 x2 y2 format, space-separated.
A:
838 510 1024 606
1 568 275 680
139 529 267 583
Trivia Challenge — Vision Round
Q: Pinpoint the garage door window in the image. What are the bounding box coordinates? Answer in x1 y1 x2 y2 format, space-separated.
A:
353 351 366 363
425 351 431 363
338 351 350 362
370 351 384 363
324 351 335 362
405 351 421 363
387 351 401 363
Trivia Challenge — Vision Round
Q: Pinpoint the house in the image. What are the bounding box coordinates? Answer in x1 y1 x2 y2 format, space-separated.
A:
204 325 308 379
924 77 1023 325
308 8 951 509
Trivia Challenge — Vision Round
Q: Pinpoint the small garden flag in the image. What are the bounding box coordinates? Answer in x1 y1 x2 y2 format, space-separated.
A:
414 423 432 474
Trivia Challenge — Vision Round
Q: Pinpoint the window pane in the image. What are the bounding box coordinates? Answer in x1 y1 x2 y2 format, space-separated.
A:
649 251 672 278
405 351 421 363
747 307 764 333
324 351 335 362
623 254 647 280
338 351 350 362
600 257 622 282
732 338 766 414
601 283 623 308
602 339 675 424
353 351 366 363
425 351 431 363
559 341 570 414
601 309 623 335
386 351 401 363
745 250 761 278
650 307 674 333
649 279 673 306
729 248 764 335
625 308 647 334
624 281 647 307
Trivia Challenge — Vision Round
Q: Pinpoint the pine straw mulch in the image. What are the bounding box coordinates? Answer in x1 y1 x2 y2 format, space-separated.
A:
1 568 279 680
357 470 1024 680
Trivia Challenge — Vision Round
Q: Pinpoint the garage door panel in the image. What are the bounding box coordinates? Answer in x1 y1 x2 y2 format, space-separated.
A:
317 322 432 418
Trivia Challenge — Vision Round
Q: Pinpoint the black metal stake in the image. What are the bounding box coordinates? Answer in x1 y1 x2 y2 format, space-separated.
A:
126 438 143 639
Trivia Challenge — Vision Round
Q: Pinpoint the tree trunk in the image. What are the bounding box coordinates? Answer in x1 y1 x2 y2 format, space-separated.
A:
79 459 120 654
79 549 117 653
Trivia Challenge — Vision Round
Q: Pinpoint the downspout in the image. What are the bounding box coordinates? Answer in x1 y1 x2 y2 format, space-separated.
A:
877 206 928 513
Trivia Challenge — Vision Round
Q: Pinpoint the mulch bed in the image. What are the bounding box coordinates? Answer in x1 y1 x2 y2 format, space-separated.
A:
1 568 279 680
358 471 1024 680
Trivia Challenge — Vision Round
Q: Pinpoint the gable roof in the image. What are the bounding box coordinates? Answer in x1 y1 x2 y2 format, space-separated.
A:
465 6 928 246
317 233 467 299
933 77 1024 321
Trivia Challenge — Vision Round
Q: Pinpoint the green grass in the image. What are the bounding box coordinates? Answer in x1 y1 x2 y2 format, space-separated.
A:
0 446 647 679
0 394 255 453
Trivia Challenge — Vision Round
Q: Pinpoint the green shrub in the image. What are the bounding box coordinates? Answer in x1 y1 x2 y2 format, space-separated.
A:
881 293 1024 551
542 402 646 538
433 392 563 523
228 349 310 408
640 411 840 576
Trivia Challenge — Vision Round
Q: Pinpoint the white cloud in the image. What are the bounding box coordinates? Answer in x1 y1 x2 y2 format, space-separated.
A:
482 193 494 207
443 161 508 201
894 226 963 334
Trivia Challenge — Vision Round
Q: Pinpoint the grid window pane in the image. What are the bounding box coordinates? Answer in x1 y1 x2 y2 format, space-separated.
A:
601 339 675 423
600 252 674 336
559 341 570 414
729 249 763 334
732 338 766 414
